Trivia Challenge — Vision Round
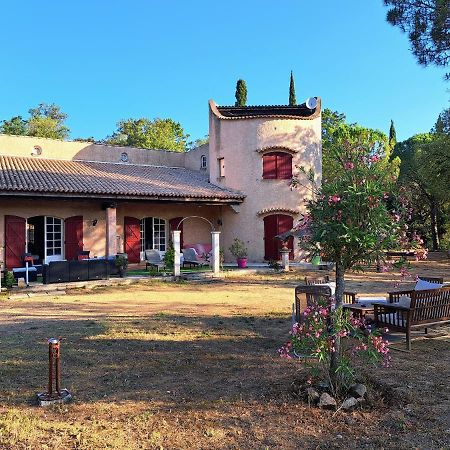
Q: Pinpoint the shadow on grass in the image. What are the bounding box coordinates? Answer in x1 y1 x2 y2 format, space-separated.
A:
0 313 296 406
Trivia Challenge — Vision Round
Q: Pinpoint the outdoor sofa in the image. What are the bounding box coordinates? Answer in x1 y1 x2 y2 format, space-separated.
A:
43 256 120 284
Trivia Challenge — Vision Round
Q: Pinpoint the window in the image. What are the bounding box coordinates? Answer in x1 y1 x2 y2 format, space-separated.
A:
200 155 207 169
262 152 292 179
45 217 63 257
31 145 42 156
140 217 167 254
218 157 225 177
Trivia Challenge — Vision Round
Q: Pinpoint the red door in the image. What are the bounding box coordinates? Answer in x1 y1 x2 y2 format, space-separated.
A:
65 216 83 261
5 215 26 269
124 216 141 263
264 214 294 260
169 217 184 248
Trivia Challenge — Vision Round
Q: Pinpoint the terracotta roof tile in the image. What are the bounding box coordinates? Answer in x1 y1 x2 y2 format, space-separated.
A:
0 155 245 202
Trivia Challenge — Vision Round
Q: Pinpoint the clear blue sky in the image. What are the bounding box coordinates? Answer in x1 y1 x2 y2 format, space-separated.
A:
0 1 447 142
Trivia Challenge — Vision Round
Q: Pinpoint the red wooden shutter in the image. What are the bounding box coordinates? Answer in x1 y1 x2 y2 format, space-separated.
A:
65 216 83 261
263 215 278 260
277 214 294 260
263 154 277 179
276 153 293 179
169 217 184 248
124 216 141 263
5 215 26 269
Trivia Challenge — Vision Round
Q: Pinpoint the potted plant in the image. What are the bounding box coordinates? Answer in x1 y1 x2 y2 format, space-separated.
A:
115 254 128 278
229 238 248 268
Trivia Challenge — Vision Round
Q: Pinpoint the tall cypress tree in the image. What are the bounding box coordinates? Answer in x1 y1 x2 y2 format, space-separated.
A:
235 79 247 106
289 71 297 106
389 119 397 149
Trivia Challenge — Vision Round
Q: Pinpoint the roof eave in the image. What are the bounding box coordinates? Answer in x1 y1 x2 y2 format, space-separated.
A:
0 190 245 204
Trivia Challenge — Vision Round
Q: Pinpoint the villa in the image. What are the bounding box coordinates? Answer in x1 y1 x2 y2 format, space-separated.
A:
0 99 321 270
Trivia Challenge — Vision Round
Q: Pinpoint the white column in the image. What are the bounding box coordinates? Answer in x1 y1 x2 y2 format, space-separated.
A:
173 230 181 277
106 206 117 257
280 249 290 272
211 231 221 275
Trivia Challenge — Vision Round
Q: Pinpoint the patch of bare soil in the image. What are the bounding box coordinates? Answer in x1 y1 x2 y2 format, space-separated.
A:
0 253 448 449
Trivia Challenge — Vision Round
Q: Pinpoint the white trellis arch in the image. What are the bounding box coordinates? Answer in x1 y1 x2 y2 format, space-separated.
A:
172 215 220 276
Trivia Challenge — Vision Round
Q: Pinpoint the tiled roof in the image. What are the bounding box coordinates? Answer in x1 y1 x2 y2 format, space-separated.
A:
209 98 321 120
0 155 245 202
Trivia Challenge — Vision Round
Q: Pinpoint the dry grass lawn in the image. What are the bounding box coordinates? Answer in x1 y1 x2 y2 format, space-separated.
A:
0 254 449 449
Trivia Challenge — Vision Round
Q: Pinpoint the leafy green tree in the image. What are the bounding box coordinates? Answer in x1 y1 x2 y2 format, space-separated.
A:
384 0 450 78
389 119 397 149
235 79 247 106
105 118 189 152
289 71 297 106
321 109 399 183
187 134 209 150
0 116 28 136
394 130 449 250
27 103 70 139
432 107 450 133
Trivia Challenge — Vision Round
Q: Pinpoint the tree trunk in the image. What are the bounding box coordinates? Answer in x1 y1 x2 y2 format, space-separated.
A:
334 262 345 308
430 199 440 251
330 261 345 392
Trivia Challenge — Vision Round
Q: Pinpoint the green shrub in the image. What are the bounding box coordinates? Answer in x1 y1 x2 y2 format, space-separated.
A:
229 239 247 259
3 270 15 289
164 246 174 268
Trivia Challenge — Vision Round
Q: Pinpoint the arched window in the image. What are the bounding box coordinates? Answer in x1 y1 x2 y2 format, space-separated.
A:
200 155 207 169
262 152 292 179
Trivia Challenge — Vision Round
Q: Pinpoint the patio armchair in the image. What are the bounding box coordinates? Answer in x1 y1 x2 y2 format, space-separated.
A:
144 249 165 272
304 276 357 305
182 248 209 268
304 275 330 285
294 284 333 323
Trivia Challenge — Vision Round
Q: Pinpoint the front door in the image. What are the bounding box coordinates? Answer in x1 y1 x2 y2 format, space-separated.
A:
65 216 83 261
263 214 294 260
124 216 141 263
5 215 26 269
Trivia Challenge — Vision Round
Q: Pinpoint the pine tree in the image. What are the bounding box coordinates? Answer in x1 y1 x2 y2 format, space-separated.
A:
235 79 247 107
389 119 397 149
289 71 297 106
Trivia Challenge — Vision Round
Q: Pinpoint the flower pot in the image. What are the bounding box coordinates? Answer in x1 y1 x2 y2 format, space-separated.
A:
237 258 247 268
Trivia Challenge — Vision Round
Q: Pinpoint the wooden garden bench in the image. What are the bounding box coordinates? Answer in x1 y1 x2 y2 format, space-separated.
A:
388 276 444 303
385 250 417 260
374 287 450 350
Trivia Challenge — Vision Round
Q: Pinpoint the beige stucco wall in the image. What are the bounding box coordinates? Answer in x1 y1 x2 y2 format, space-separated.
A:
0 198 107 266
184 143 209 173
0 134 186 167
209 103 321 262
0 198 222 267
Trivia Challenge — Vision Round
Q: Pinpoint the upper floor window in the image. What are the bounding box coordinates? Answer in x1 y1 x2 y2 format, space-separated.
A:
262 152 292 179
218 157 225 177
200 155 207 169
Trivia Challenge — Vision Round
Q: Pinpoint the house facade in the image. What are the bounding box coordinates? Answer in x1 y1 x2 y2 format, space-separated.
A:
0 99 321 270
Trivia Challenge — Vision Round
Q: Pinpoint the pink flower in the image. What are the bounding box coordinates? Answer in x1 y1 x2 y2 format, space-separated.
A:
328 195 341 205
344 162 355 170
370 155 380 163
